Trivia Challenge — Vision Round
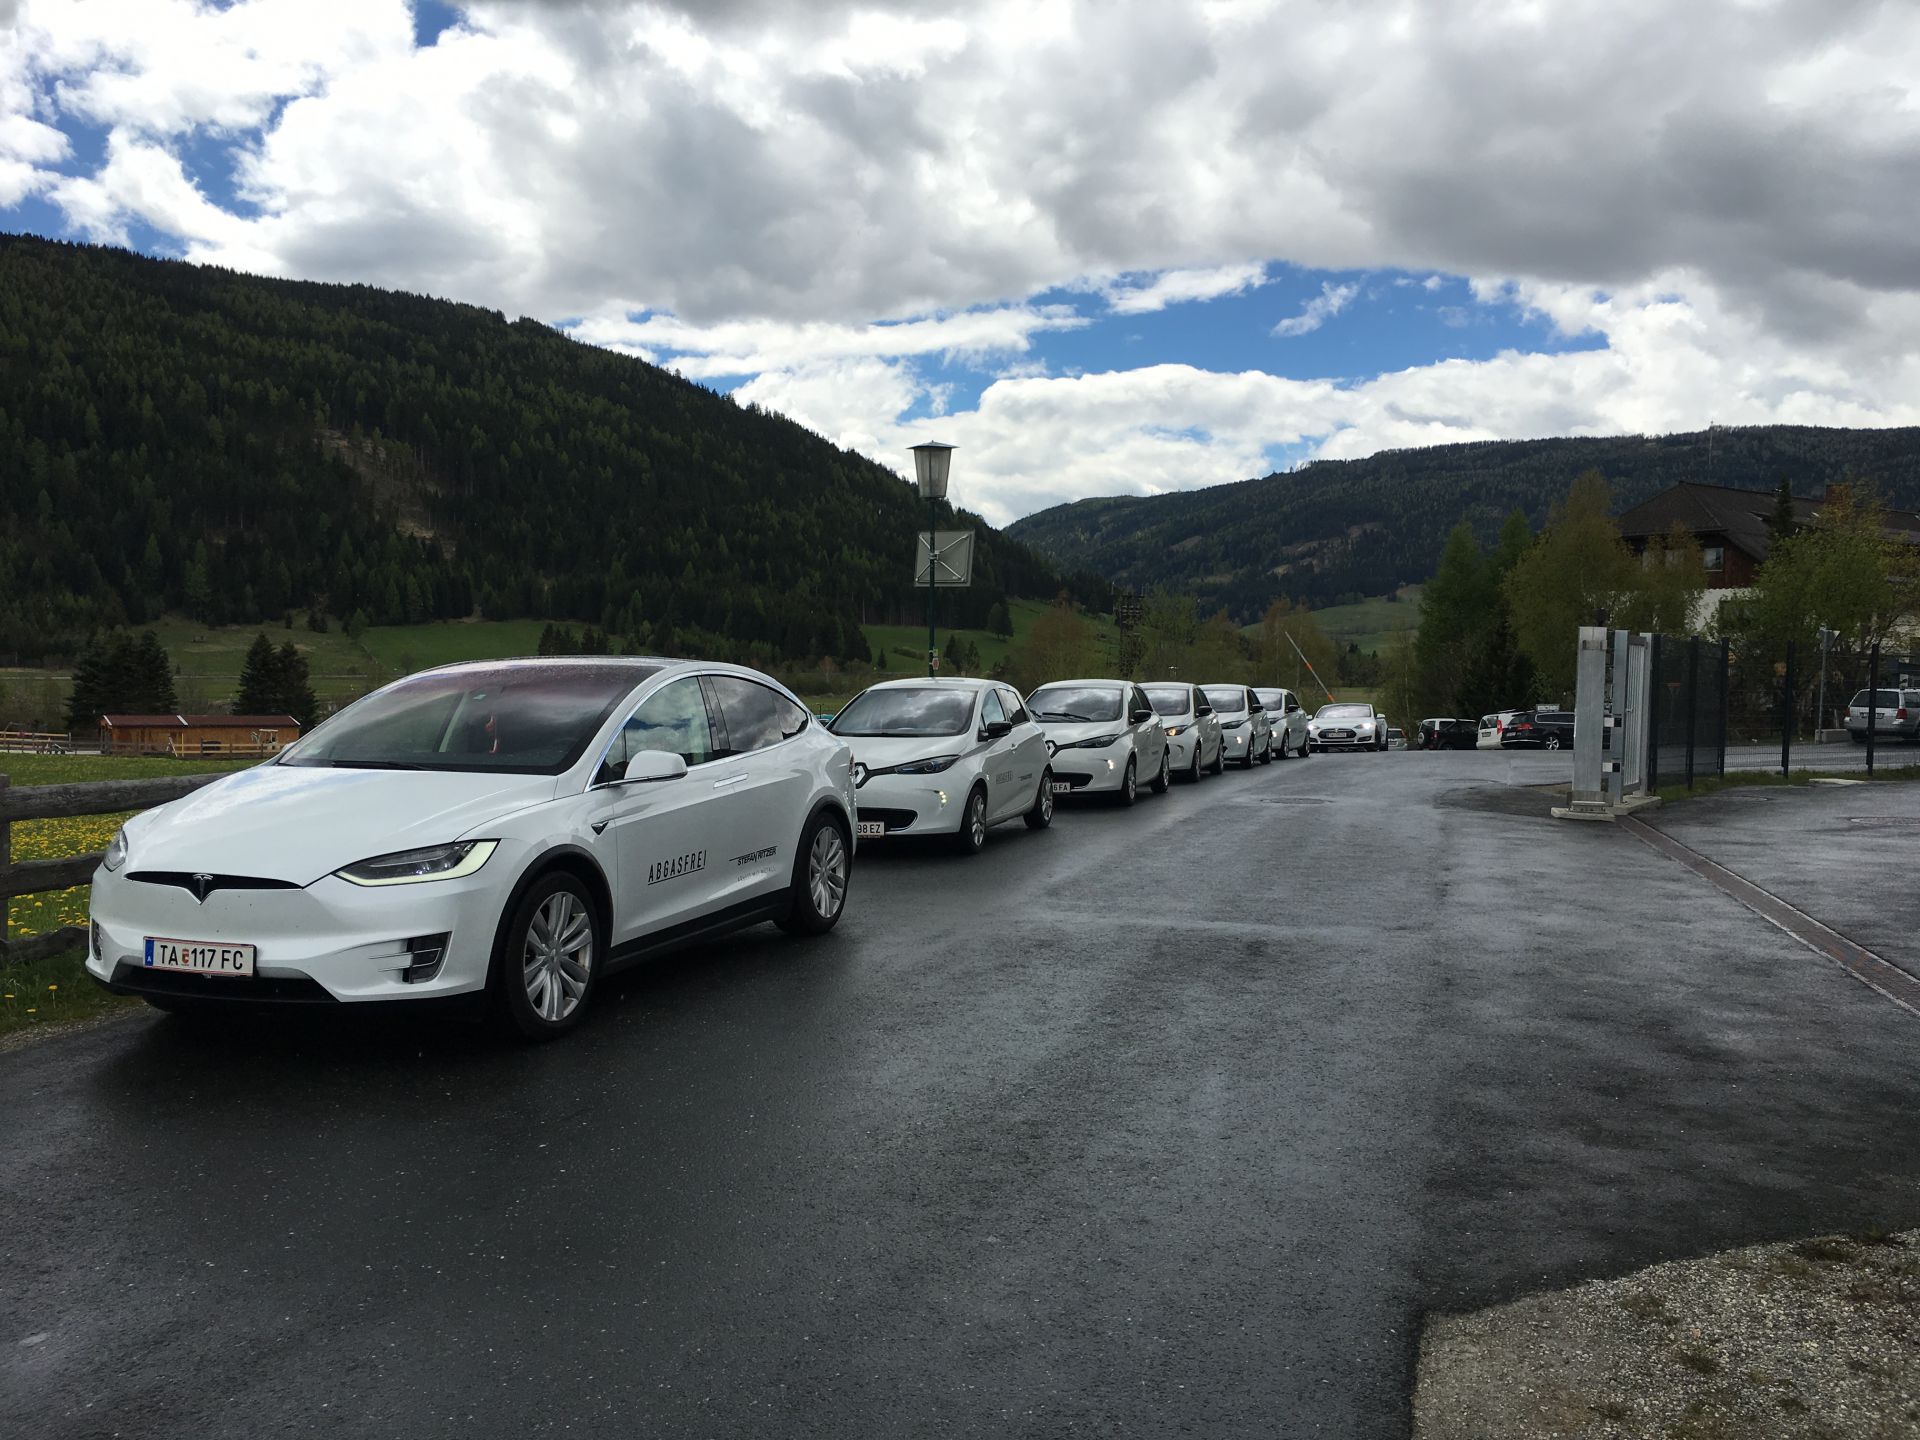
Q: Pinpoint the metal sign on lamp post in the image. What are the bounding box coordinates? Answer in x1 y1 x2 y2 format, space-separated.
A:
910 443 954 678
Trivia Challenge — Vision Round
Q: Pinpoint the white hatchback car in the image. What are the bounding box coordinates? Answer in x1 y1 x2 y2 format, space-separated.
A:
1202 685 1274 767
87 658 855 1040
1252 687 1311 759
829 678 1053 854
1027 679 1172 804
1142 682 1224 782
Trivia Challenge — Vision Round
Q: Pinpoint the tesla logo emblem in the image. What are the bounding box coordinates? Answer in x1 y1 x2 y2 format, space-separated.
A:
190 873 214 903
852 763 869 788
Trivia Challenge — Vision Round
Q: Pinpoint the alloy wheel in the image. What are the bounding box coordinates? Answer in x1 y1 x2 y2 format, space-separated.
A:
523 890 593 1023
808 824 848 919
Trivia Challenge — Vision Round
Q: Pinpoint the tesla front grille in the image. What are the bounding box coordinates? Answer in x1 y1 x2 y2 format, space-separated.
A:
128 872 301 897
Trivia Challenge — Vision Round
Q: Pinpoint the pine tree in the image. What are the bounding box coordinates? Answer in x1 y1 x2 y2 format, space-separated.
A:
235 633 278 714
65 633 116 731
1768 474 1797 545
275 642 316 727
985 600 1013 637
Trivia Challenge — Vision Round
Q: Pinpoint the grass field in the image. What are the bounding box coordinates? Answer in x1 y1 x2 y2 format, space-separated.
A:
357 618 564 674
1 753 256 948
862 598 1122 677
1250 586 1423 656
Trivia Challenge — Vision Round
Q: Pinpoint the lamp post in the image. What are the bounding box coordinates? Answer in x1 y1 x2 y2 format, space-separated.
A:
910 443 954 679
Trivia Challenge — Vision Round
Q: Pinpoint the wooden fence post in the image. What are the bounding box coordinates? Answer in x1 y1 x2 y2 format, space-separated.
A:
0 772 10 954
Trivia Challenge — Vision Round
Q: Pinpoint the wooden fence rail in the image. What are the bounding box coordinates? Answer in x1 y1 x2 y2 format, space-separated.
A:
0 772 226 967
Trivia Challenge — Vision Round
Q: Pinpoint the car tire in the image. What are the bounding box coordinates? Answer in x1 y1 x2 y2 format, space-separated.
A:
1545 735 1562 751
1209 743 1225 776
1186 745 1203 783
777 810 851 936
1118 757 1138 806
1150 748 1171 793
953 785 990 855
1024 769 1056 830
491 870 603 1043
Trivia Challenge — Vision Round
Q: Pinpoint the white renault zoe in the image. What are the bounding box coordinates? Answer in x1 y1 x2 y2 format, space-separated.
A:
1142 682 1224 782
1027 678 1171 804
87 658 856 1040
829 677 1052 854
1203 684 1274 767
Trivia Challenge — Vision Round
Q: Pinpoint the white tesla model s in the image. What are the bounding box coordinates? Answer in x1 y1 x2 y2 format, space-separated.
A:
828 677 1053 853
86 658 856 1040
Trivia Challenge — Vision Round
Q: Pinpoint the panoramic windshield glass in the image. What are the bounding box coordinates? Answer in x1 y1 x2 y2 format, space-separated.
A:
1142 686 1189 717
829 688 975 737
281 662 656 774
1028 685 1123 723
1201 687 1247 714
1318 703 1373 720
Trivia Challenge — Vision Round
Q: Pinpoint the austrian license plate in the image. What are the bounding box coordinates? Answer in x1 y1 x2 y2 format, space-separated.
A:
1051 781 1073 794
855 820 886 838
143 937 256 977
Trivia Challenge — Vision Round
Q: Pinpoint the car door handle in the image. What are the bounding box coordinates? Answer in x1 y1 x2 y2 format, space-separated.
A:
711 773 752 789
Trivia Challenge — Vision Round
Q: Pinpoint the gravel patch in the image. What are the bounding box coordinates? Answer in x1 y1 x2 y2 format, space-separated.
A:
1415 1230 1920 1439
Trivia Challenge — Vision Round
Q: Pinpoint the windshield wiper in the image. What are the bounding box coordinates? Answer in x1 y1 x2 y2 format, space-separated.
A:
1038 710 1097 722
319 759 430 770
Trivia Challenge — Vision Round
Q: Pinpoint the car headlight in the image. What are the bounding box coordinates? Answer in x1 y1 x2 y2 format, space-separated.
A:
894 754 960 775
103 827 128 872
335 840 497 887
1165 723 1190 737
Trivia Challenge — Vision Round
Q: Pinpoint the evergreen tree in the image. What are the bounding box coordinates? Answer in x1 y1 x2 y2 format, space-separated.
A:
129 631 178 712
985 600 1013 637
65 633 117 731
235 633 279 715
275 642 317 727
1768 474 1797 545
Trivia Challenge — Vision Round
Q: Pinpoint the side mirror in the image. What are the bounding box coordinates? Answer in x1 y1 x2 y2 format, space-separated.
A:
1285 702 1300 714
623 749 689 784
1196 705 1212 717
982 719 1014 740
1130 707 1154 725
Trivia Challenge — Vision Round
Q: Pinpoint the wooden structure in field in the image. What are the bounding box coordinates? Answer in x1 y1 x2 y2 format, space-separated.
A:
98 714 301 757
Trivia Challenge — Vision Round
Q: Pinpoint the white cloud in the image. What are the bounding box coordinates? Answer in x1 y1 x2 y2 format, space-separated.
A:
1103 262 1268 314
4 0 1920 524
1271 280 1358 338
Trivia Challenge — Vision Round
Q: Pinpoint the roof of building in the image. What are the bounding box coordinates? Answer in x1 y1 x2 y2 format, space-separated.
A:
99 714 300 728
1616 481 1920 564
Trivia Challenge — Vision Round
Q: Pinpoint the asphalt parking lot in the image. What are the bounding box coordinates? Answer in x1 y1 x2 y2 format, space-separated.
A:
4 751 1918 1438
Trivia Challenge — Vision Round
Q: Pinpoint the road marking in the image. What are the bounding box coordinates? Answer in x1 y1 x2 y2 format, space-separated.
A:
1620 816 1920 1019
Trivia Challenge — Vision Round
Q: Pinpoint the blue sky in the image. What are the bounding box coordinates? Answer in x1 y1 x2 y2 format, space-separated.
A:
2 0 1915 523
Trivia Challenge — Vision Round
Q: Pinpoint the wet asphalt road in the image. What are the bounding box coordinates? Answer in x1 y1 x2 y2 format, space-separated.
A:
4 751 1918 1438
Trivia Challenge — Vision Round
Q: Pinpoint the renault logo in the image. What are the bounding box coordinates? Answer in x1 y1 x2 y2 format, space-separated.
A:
190 873 214 903
852 763 869 788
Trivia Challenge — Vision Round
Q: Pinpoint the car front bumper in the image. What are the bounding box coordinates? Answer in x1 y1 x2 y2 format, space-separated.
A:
1047 745 1130 792
86 860 512 1005
1221 728 1256 759
1311 730 1378 750
853 771 967 836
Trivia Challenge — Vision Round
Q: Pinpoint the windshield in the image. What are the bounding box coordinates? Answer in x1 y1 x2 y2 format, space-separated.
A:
829 687 975 737
1252 689 1287 711
1028 685 1124 723
280 662 656 774
1142 685 1190 717
1851 690 1901 706
1317 703 1374 720
1201 686 1247 714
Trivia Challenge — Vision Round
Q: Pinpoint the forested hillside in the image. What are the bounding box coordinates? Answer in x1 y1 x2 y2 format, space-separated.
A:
1009 427 1920 621
0 235 1090 663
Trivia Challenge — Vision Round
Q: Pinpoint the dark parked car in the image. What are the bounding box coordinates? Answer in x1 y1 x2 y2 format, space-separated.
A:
1417 718 1478 751
1499 709 1575 750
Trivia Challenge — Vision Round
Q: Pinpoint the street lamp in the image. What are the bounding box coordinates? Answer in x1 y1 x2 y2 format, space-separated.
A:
911 443 954 679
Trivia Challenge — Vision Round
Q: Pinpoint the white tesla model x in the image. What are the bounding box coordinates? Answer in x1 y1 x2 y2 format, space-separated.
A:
828 677 1053 854
86 658 856 1040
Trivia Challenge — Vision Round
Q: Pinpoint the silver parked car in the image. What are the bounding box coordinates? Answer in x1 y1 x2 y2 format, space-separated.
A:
1309 702 1387 752
1027 679 1172 804
1202 685 1273 767
1142 682 1224 781
1846 688 1920 743
1253 687 1311 759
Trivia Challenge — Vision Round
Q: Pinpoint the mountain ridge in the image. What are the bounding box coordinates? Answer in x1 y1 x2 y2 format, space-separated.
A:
0 233 1097 663
1006 426 1920 620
